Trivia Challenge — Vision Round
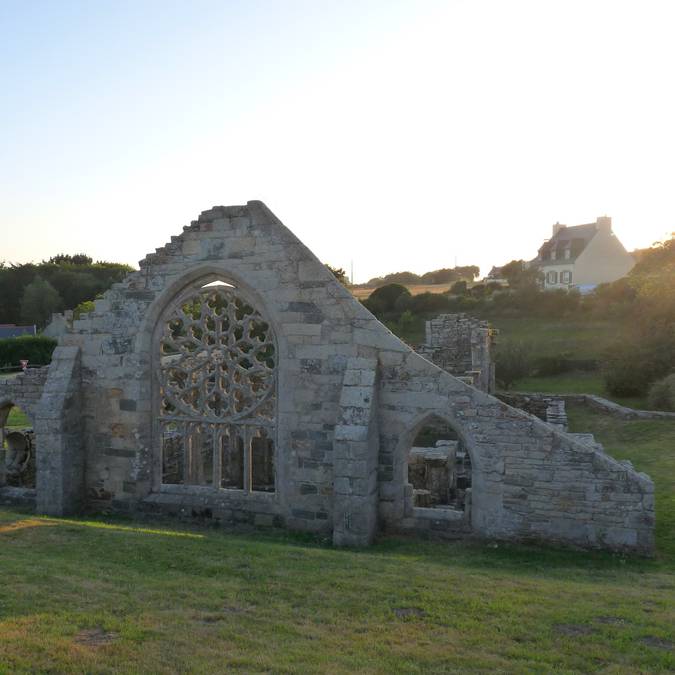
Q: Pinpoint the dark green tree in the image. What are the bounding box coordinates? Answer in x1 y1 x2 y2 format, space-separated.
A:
19 277 63 328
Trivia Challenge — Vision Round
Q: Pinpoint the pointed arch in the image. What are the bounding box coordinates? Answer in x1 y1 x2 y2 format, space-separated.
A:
404 412 474 513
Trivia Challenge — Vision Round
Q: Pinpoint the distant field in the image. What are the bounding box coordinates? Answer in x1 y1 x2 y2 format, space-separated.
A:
351 283 454 300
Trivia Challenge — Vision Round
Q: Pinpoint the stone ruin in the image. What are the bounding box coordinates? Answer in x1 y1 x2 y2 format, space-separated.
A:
0 202 655 553
416 314 496 393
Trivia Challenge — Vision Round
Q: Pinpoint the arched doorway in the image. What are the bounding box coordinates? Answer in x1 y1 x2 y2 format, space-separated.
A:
407 414 471 512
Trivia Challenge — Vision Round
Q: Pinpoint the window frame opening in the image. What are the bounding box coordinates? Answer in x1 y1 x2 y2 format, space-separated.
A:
153 276 278 497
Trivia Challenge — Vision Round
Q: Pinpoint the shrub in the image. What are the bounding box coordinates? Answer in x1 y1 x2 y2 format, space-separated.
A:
74 299 95 319
0 335 58 368
495 340 534 390
647 373 675 411
535 355 572 376
408 292 451 314
602 339 673 397
363 283 410 315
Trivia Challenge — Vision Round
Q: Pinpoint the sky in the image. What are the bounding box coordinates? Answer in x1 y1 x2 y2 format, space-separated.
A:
1 0 674 282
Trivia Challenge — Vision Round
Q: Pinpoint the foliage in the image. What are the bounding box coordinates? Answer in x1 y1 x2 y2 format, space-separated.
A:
647 373 675 411
449 280 467 295
495 340 533 390
48 253 93 265
363 283 411 315
365 265 480 288
74 299 96 319
0 335 57 368
602 337 674 397
408 291 451 315
19 277 63 328
325 264 349 286
598 234 675 396
0 256 133 324
499 259 541 290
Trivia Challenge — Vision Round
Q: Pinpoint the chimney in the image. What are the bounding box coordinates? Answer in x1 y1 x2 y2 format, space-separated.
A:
596 216 612 232
552 221 565 237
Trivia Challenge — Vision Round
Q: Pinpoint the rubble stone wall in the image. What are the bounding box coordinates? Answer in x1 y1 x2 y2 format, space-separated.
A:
0 367 49 425
417 314 496 393
0 367 49 494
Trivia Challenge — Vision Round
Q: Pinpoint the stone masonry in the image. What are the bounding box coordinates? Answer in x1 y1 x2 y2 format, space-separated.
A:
0 202 655 554
417 314 496 394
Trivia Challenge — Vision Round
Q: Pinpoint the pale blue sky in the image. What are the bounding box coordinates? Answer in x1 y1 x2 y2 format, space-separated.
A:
2 0 674 281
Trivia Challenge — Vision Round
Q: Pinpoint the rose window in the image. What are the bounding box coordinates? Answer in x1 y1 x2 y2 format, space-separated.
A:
157 282 276 493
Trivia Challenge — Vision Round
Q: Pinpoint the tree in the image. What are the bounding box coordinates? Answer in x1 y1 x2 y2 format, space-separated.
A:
364 283 411 315
48 253 93 265
20 276 63 328
449 280 468 295
0 255 133 324
325 264 349 286
500 260 541 290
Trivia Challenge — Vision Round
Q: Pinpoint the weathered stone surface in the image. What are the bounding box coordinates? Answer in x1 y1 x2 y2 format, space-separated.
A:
2 201 654 555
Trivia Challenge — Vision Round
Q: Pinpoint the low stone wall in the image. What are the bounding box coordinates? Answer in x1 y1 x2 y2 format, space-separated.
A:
497 392 568 431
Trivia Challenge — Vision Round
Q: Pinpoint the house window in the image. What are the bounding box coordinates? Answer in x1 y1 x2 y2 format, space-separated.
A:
564 248 571 260
550 249 557 261
546 271 558 284
561 270 572 284
157 281 276 493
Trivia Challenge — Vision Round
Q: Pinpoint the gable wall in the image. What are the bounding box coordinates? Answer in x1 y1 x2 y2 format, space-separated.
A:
574 231 635 285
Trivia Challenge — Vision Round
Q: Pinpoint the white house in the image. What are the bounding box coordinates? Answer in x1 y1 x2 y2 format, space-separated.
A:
534 216 634 291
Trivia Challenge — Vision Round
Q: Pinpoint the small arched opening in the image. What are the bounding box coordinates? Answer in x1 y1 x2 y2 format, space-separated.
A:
407 415 471 512
0 402 35 489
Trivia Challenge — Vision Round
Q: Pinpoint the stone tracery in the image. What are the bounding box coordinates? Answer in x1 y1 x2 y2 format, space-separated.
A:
157 283 276 491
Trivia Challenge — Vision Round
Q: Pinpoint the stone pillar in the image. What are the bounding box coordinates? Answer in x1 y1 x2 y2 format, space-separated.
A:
35 346 85 516
332 357 379 547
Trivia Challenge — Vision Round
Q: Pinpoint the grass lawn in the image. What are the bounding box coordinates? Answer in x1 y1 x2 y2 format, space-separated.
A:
5 406 30 429
485 316 620 361
1 410 674 672
512 372 650 410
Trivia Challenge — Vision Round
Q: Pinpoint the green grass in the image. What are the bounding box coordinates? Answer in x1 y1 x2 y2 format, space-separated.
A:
6 406 29 429
389 314 622 360
486 316 620 360
1 408 674 672
512 372 650 409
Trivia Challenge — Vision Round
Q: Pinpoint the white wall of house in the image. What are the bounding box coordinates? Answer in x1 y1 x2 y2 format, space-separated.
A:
573 228 635 286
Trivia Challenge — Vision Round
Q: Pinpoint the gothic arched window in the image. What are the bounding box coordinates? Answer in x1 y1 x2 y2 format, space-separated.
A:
157 280 276 493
